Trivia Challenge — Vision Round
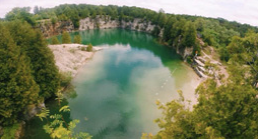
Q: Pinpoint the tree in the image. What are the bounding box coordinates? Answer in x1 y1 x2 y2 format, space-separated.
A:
51 36 60 44
227 31 258 85
33 6 40 14
7 21 60 99
0 22 39 125
62 31 71 44
73 35 82 44
5 7 36 26
182 21 197 47
152 77 257 138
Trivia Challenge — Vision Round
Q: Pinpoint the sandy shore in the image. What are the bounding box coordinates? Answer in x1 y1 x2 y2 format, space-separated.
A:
48 43 103 77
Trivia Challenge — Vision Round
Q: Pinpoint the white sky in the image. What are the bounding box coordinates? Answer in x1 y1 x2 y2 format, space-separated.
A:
0 0 258 26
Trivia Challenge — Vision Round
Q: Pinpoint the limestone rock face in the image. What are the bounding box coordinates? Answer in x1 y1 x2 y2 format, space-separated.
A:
37 20 74 38
79 15 156 34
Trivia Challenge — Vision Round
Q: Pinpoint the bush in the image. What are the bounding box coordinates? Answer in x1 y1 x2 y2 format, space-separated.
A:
87 43 93 52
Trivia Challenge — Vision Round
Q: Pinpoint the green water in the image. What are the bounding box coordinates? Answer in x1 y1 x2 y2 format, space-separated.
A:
23 29 200 139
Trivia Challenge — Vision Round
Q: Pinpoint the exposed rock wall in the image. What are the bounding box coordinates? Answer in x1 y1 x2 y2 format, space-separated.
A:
38 16 198 59
79 16 118 30
79 15 156 34
37 20 74 38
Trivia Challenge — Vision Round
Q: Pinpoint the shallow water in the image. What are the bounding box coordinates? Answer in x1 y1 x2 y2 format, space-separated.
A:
23 29 200 139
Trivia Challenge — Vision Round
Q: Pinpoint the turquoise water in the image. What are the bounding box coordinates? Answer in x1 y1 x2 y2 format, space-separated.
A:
23 29 199 139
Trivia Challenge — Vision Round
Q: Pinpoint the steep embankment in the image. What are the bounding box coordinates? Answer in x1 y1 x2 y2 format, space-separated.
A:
79 16 156 33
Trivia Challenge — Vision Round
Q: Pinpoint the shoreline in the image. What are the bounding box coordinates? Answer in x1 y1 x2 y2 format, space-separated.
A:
48 43 103 77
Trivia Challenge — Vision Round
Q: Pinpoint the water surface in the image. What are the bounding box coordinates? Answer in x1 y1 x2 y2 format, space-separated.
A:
23 29 200 139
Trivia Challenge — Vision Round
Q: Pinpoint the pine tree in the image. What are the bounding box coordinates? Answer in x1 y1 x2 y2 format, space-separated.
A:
62 31 71 44
73 35 81 44
51 36 60 44
7 21 60 99
0 23 39 125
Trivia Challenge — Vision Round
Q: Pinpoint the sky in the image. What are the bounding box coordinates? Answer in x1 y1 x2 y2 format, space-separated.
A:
0 0 258 26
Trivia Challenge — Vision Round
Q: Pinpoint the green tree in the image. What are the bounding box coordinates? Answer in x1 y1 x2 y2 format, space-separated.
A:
62 31 71 44
227 31 258 85
7 21 60 99
5 7 36 26
73 35 82 44
152 77 257 138
0 23 39 126
182 22 197 47
51 36 60 44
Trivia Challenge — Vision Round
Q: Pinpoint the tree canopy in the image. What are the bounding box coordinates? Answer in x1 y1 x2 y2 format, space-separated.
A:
0 21 60 125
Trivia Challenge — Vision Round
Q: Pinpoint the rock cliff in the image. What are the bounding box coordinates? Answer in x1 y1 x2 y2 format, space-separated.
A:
79 15 156 34
37 20 74 38
38 16 195 59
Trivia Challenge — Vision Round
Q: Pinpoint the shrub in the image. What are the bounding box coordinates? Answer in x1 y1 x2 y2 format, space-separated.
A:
87 43 93 52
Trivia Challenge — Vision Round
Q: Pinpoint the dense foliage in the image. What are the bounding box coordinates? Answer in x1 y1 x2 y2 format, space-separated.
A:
0 21 59 126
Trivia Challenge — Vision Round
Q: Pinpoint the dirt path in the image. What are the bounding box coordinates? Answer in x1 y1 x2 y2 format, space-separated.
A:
199 46 228 85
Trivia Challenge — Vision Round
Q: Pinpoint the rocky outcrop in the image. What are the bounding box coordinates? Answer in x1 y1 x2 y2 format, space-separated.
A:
192 57 208 78
79 15 156 34
37 20 74 38
38 16 159 38
79 16 119 30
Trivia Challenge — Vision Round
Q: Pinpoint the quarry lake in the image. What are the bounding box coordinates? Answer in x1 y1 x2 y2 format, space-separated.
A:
23 29 200 139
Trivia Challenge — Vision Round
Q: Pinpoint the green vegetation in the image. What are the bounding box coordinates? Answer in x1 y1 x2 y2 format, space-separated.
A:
2 123 20 139
37 92 91 139
1 3 258 139
0 21 59 126
146 31 258 138
62 31 71 44
51 36 60 44
87 43 93 52
73 35 82 44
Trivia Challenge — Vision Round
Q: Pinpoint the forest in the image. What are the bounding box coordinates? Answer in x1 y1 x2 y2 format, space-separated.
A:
0 4 258 138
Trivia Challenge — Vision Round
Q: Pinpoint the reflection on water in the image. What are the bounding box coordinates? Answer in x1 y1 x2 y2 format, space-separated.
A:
69 29 200 139
23 29 200 139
